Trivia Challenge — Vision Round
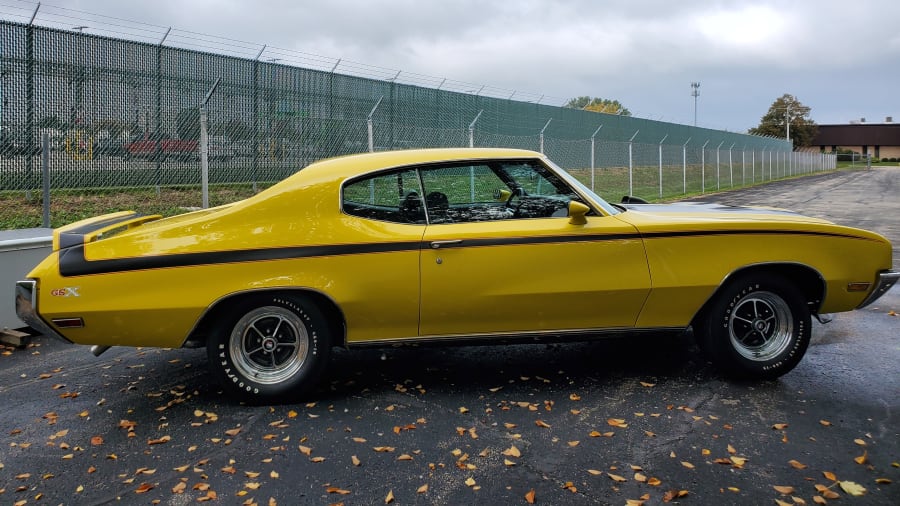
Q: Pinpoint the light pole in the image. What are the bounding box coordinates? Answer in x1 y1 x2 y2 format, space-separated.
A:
691 82 700 126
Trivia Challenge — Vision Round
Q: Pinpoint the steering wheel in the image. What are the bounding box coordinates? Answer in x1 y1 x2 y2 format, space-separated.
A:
505 187 526 217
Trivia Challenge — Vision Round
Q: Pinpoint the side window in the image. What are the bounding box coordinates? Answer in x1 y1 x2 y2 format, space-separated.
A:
342 170 425 224
417 161 582 223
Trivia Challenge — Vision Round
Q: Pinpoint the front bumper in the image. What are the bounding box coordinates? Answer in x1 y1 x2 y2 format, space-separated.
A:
856 270 900 309
15 280 72 344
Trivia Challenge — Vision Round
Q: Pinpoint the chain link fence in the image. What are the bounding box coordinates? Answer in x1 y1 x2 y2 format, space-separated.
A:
1 20 833 204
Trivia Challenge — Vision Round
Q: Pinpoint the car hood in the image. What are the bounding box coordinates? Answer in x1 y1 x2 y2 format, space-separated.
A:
615 201 836 228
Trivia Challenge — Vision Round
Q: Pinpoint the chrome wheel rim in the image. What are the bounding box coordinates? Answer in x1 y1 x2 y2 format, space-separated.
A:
728 291 793 361
229 306 309 385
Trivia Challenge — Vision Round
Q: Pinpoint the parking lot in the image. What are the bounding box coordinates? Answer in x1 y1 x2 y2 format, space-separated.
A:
1 167 898 505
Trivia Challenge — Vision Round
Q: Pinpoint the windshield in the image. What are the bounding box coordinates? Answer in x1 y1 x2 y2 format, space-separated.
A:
543 158 621 216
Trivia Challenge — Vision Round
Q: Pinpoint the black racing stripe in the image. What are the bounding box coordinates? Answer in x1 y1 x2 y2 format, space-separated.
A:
58 241 424 277
57 228 871 277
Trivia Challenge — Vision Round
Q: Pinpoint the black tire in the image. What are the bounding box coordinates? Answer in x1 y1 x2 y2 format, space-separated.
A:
207 294 331 403
697 275 811 379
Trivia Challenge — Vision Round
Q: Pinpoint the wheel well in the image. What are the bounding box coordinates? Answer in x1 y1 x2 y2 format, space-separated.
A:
691 263 825 328
183 289 347 349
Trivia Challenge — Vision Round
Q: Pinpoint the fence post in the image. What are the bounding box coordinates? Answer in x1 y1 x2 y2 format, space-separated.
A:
701 140 710 193
367 96 384 153
468 109 483 148
628 130 639 197
199 78 220 209
539 119 552 154
741 146 746 186
682 137 690 195
715 140 724 190
154 28 171 196
658 134 668 198
590 125 603 191
42 133 50 227
728 143 735 187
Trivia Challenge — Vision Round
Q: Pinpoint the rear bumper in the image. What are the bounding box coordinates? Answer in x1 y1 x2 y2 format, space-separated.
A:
856 270 900 309
14 280 72 344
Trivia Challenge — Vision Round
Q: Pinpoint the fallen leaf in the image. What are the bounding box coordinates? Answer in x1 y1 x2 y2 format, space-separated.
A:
504 459 516 467
397 454 413 461
730 456 748 468
535 420 551 428
587 469 602 476
607 418 628 428
823 471 838 481
788 459 807 470
172 482 186 494
608 473 627 483
351 455 361 466
853 438 866 446
90 436 103 446
640 381 656 387
775 500 792 506
819 420 832 426
147 435 170 445
502 446 521 458
417 484 428 493
525 489 536 504
839 481 866 496
773 485 795 495
772 423 789 430
135 483 154 494
681 461 695 469
854 451 867 465
465 477 476 487
875 478 892 484
385 490 394 503
812 496 827 505
298 445 312 456
224 427 242 437
325 486 350 495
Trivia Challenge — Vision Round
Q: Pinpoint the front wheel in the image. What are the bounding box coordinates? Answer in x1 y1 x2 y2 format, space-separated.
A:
696 275 811 379
207 295 330 403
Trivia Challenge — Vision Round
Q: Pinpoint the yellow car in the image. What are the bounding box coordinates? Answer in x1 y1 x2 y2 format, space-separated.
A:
15 148 898 402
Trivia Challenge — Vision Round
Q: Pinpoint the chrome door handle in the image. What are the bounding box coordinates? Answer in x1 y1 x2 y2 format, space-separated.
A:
430 239 462 249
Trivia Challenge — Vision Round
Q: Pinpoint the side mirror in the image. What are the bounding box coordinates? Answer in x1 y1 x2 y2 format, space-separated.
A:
567 201 590 225
494 189 512 202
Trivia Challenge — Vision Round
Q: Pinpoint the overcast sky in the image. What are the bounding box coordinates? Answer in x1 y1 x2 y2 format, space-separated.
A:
4 0 899 132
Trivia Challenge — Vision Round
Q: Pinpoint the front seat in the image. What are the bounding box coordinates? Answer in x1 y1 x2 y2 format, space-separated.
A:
425 191 452 223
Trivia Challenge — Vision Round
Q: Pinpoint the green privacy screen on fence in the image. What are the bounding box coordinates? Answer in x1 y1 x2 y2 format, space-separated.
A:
1 20 825 201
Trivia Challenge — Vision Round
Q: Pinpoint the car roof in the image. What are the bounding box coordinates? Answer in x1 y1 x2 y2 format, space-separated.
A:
297 147 545 181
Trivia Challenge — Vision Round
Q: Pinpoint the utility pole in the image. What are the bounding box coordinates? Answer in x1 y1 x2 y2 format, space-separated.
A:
691 82 700 126
785 103 791 141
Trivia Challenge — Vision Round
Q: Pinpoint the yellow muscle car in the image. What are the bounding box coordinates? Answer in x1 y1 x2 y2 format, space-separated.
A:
15 148 898 402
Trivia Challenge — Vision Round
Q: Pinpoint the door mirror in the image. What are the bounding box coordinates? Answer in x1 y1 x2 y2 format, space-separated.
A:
494 188 512 202
567 201 590 225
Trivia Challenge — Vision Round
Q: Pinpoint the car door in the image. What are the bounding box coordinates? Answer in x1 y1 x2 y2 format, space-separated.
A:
418 161 651 337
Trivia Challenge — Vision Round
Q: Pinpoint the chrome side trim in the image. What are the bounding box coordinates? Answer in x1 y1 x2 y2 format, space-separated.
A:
856 270 900 309
15 280 73 344
346 327 686 349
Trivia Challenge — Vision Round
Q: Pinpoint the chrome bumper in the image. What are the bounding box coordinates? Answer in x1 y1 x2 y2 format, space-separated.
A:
856 270 900 309
15 280 72 344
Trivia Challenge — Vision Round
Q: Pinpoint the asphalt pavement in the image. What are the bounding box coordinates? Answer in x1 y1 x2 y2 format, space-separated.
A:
1 167 898 505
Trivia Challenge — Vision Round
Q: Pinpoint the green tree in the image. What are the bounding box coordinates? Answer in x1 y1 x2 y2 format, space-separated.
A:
565 96 631 116
749 94 818 148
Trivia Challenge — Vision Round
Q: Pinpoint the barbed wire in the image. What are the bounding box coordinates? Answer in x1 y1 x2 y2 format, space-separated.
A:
0 0 565 105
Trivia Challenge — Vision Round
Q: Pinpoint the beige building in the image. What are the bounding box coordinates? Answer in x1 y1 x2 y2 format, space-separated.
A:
812 121 900 159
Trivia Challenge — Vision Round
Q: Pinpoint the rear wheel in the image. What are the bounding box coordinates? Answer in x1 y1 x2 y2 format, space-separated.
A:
697 275 811 379
207 295 330 403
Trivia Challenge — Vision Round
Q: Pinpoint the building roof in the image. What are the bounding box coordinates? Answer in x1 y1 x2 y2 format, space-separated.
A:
813 123 900 146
